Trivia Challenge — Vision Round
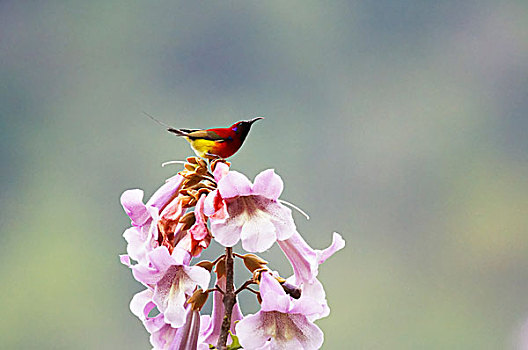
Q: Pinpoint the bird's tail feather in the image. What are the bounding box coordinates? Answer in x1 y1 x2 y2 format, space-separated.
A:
167 128 187 137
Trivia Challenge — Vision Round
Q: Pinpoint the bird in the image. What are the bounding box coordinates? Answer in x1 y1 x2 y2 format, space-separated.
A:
144 112 264 159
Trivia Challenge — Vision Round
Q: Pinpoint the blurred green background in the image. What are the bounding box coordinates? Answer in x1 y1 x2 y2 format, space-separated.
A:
1 1 528 349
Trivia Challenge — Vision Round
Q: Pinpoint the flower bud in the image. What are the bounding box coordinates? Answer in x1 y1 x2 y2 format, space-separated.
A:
184 163 196 171
195 260 214 272
215 256 226 278
183 176 202 188
196 157 207 169
241 254 268 272
186 198 197 208
187 288 209 311
195 164 208 175
181 172 198 180
186 156 199 164
188 189 199 199
179 211 196 231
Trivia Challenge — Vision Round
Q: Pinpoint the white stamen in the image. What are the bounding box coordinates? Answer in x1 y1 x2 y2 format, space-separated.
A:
279 199 310 220
161 160 188 167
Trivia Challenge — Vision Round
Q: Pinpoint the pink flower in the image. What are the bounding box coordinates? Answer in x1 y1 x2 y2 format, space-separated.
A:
272 232 345 324
130 288 209 350
236 272 324 350
129 289 165 337
278 231 345 284
131 246 210 328
286 275 332 321
152 307 201 350
204 168 296 252
156 190 186 254
121 160 346 349
177 194 212 257
120 174 184 265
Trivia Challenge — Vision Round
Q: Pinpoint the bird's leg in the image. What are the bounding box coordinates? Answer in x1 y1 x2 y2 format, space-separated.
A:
205 152 221 160
204 153 221 172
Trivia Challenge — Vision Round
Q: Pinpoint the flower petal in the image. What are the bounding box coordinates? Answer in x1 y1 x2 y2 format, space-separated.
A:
204 190 229 222
290 288 325 319
265 202 296 241
252 169 284 200
278 232 319 284
237 312 324 350
121 189 150 226
131 246 176 285
210 219 243 248
189 195 209 241
213 161 230 182
150 308 201 350
130 289 154 320
153 268 189 328
129 289 166 335
123 227 150 263
259 272 291 313
178 309 201 350
317 232 346 264
235 313 270 350
146 174 184 209
171 246 192 266
183 265 211 291
150 324 178 350
282 313 324 350
218 171 252 199
144 313 166 335
298 278 329 321
208 195 250 247
240 215 276 253
119 254 131 267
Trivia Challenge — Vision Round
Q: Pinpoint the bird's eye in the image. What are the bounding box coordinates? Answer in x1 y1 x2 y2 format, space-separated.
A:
233 126 238 132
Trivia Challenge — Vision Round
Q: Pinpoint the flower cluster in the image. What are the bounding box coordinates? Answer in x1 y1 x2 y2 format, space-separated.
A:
120 158 345 349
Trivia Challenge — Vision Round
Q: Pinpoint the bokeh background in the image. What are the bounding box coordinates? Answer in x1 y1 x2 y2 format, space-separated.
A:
1 1 528 349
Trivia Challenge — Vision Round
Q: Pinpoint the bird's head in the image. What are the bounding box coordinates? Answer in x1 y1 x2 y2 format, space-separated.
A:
230 117 264 141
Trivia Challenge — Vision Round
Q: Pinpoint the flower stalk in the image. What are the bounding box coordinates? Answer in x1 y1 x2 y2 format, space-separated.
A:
217 247 235 350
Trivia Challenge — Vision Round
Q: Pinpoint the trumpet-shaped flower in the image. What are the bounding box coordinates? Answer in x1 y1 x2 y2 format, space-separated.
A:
236 272 324 350
130 289 165 338
278 231 345 284
130 288 209 350
130 246 210 328
204 169 296 252
120 174 184 264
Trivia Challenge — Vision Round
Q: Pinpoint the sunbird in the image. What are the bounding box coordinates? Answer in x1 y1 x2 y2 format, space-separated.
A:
144 112 264 159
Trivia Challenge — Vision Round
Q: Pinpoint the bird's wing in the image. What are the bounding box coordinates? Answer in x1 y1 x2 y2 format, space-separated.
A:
178 128 201 133
183 129 229 142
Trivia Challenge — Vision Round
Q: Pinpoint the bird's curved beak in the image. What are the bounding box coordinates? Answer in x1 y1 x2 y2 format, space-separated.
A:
248 116 264 125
